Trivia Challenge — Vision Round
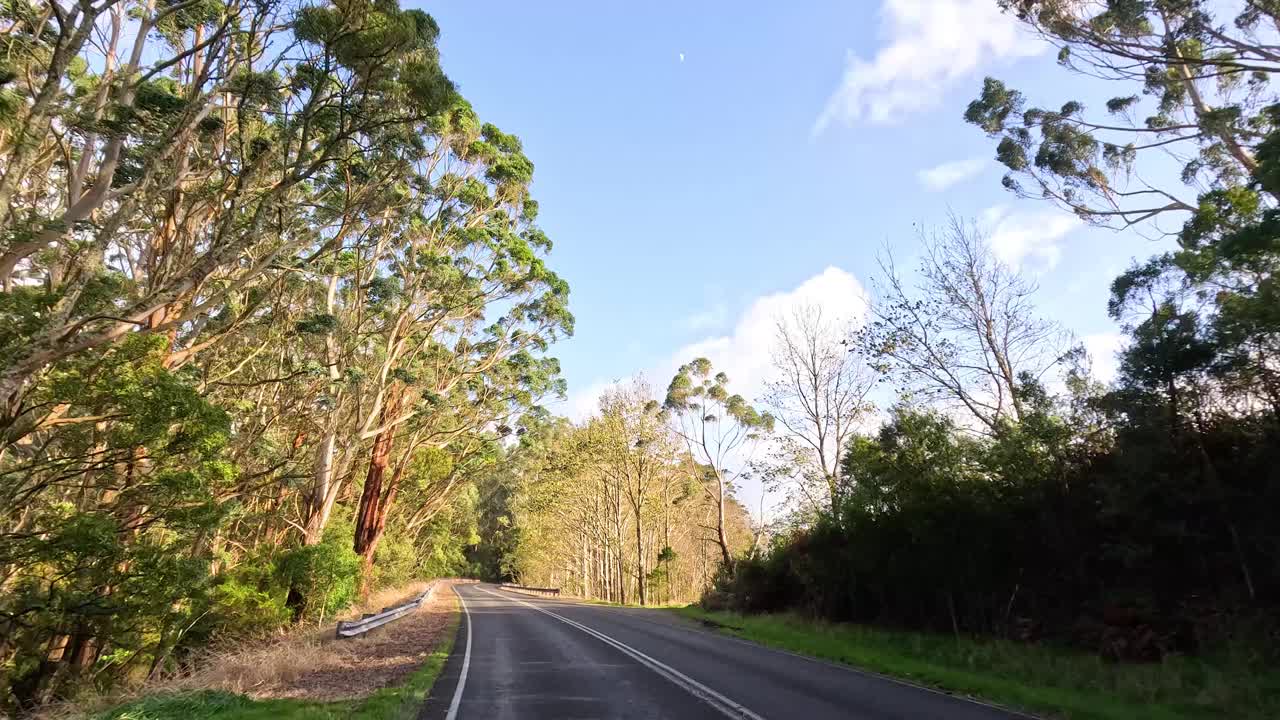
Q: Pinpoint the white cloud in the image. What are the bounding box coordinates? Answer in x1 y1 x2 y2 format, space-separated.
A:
814 0 1044 131
982 204 1080 270
564 267 869 421
681 302 729 332
1083 332 1126 384
564 378 614 421
661 267 869 407
918 156 989 191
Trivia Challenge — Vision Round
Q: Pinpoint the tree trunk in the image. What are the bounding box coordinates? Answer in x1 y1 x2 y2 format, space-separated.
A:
353 389 402 592
305 271 344 545
715 475 733 570
635 516 647 606
304 429 339 545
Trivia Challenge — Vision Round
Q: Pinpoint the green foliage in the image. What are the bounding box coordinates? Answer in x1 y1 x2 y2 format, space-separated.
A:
1 336 233 706
277 525 361 621
724 362 1280 666
664 357 773 433
970 3 1276 228
201 578 293 642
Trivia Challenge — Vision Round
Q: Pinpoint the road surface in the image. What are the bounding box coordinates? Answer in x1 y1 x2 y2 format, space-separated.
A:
418 583 1030 720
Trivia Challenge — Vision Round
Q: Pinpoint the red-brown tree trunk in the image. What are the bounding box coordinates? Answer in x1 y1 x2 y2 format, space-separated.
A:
354 390 401 584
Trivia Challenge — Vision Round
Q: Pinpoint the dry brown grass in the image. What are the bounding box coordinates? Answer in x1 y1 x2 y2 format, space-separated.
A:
40 580 464 719
344 580 433 620
173 580 459 701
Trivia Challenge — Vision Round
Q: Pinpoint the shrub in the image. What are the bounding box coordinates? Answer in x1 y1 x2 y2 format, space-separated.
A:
277 525 360 622
201 571 293 641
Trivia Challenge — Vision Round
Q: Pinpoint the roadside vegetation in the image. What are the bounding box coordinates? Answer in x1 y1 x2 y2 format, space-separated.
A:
90 609 455 720
76 583 458 720
678 607 1279 720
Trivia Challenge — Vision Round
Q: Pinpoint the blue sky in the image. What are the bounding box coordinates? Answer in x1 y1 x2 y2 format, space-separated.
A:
425 1 1175 502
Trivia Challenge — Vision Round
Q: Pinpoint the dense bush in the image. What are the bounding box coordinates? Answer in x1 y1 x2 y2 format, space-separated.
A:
724 390 1280 660
277 524 362 623
196 559 294 643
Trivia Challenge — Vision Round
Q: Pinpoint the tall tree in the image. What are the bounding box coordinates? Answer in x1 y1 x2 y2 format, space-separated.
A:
967 1 1280 420
594 381 671 606
966 1 1276 232
761 304 875 516
860 217 1072 433
0 1 573 705
663 358 773 570
0 0 458 429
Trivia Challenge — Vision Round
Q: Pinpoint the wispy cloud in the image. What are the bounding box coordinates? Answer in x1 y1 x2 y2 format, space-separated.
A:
814 0 1044 132
917 156 989 191
681 302 728 332
982 205 1080 270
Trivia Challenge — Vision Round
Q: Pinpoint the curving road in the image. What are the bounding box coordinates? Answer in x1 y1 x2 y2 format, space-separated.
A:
418 583 1031 720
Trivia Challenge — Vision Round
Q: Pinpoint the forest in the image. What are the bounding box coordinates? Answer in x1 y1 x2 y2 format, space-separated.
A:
0 0 570 710
1 0 1279 715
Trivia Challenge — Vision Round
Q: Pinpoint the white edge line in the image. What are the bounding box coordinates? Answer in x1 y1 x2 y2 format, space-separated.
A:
478 586 765 720
444 586 473 720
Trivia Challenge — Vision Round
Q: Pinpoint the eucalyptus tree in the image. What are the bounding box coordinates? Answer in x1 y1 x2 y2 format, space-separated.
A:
494 404 753 603
968 1 1280 421
0 0 574 703
0 0 457 432
967 0 1277 232
331 110 571 587
594 380 673 606
664 358 773 570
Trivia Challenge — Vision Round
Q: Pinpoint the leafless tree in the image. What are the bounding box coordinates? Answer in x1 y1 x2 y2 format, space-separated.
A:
860 215 1072 433
762 304 875 515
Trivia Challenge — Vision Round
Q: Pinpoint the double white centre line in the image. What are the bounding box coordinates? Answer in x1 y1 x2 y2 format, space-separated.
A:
475 586 766 720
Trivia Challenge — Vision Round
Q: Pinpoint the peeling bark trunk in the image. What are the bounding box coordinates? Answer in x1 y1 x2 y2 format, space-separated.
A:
353 389 401 590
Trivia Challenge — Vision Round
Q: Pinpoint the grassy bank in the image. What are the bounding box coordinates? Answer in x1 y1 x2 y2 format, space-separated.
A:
91 604 459 720
673 607 1279 720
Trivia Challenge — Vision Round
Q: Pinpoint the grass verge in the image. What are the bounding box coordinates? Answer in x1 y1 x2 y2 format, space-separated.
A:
672 606 1280 720
92 598 460 720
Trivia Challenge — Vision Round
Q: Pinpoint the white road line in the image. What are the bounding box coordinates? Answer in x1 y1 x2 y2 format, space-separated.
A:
444 586 473 720
478 586 766 720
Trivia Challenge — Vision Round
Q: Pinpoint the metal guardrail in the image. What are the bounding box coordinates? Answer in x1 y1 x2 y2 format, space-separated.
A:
335 580 439 639
498 582 561 597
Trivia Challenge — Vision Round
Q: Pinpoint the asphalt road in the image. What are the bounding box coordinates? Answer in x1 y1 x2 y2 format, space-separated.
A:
418 583 1030 720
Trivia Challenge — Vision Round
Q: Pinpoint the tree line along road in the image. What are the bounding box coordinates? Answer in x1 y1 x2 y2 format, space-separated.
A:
417 583 1031 720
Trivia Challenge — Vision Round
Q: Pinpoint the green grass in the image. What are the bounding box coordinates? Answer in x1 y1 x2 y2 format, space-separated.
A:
95 610 460 720
672 607 1280 720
